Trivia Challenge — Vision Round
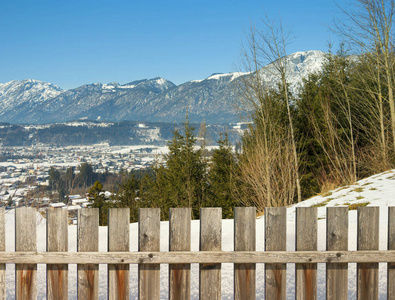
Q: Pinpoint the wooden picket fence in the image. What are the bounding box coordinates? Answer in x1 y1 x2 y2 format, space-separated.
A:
0 206 393 299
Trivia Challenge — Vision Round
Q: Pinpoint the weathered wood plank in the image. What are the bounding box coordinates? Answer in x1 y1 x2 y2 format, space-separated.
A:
326 207 348 300
1 249 395 264
389 207 395 299
46 208 68 300
15 207 37 300
265 207 286 300
234 207 256 300
138 208 160 300
77 208 99 300
169 208 191 300
108 208 129 300
199 208 222 300
0 208 5 300
357 207 379 300
296 207 317 300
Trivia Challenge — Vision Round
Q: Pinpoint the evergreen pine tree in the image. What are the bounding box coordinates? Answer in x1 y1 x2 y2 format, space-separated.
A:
207 133 238 218
90 181 111 226
115 174 140 222
164 117 207 218
139 116 207 219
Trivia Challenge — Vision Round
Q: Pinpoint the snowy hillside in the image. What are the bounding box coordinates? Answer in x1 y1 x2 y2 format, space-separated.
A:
0 79 63 122
2 169 395 299
0 51 327 124
259 50 327 95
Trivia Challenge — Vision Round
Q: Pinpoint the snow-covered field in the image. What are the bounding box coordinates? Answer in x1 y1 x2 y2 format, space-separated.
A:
4 169 395 299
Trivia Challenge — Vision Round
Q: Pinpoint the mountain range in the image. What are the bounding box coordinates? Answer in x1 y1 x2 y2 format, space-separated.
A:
0 50 327 125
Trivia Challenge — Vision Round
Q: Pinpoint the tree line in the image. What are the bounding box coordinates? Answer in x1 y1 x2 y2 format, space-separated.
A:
235 0 395 212
87 118 238 225
50 0 395 224
53 44 395 225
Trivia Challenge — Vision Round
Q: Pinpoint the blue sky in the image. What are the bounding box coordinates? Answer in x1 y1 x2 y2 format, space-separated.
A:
0 0 338 89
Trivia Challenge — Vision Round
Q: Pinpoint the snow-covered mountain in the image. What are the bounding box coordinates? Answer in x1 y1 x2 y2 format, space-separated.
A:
0 79 63 122
0 51 326 124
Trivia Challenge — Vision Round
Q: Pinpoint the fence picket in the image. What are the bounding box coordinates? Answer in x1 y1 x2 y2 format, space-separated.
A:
169 208 191 300
3 206 395 299
15 207 37 300
199 208 222 300
77 208 99 300
326 207 348 300
138 208 160 300
108 208 130 300
0 208 4 300
265 207 286 300
388 207 395 298
357 207 379 300
234 207 256 300
47 208 68 300
296 207 317 300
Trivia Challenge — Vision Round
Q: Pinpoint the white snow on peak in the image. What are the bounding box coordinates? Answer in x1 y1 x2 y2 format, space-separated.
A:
206 72 249 81
191 50 325 86
120 84 136 89
191 72 249 83
102 83 118 90
101 77 171 91
0 79 63 111
102 82 137 90
154 77 167 85
255 50 327 95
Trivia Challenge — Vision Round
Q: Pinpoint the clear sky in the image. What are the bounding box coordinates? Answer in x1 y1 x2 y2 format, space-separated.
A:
0 0 338 90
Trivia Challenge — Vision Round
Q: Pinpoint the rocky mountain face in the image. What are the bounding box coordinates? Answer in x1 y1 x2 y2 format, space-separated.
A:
0 79 62 122
0 50 326 124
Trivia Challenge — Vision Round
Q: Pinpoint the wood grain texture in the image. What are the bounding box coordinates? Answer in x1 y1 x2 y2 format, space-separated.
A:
0 208 5 300
326 207 348 300
138 208 160 300
15 207 37 300
357 207 379 300
265 207 286 300
389 207 395 299
296 207 317 300
169 208 191 300
46 208 68 300
77 208 99 300
108 208 129 300
199 208 221 300
234 207 256 300
1 249 395 264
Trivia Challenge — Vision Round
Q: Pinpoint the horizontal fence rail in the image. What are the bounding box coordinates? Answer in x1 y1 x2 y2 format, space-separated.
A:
0 206 392 299
1 250 395 264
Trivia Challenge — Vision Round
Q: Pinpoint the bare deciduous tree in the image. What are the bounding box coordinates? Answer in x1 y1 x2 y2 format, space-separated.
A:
336 0 395 151
235 17 301 209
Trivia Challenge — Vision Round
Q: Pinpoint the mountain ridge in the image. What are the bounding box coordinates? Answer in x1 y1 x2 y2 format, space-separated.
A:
0 50 326 124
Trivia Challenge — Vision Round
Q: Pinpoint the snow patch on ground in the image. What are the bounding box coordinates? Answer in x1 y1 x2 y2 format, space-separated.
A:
3 169 395 298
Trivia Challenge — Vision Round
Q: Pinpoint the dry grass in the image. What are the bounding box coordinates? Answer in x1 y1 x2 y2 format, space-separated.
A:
320 180 341 195
256 210 265 218
311 198 333 207
39 210 46 219
348 202 370 210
